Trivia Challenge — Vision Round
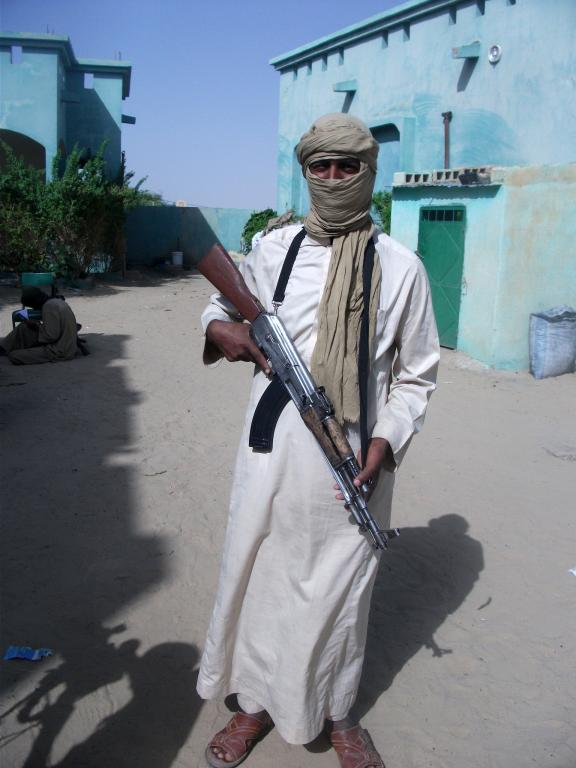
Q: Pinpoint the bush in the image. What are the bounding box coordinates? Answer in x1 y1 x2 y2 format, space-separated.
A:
241 208 277 254
372 191 392 235
0 142 159 276
0 144 50 272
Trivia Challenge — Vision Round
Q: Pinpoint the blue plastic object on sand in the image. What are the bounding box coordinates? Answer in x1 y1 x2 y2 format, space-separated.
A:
3 646 53 661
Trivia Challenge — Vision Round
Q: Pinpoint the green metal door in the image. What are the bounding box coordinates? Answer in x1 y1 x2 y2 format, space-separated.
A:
417 206 466 348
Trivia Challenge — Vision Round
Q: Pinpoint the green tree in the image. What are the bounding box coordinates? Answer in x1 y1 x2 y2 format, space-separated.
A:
0 143 49 272
0 142 160 276
241 208 277 254
46 145 157 277
372 191 392 235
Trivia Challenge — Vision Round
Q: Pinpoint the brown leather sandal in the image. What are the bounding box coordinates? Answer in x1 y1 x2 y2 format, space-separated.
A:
205 710 273 768
328 724 386 768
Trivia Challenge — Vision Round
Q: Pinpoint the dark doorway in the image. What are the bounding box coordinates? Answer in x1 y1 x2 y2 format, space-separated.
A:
0 129 46 178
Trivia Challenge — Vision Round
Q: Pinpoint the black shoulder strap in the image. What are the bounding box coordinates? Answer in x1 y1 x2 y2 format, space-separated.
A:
272 227 307 308
359 238 375 469
272 227 375 468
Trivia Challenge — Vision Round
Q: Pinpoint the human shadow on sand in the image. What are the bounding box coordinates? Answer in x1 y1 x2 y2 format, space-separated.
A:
10 640 201 768
306 513 483 752
353 513 484 721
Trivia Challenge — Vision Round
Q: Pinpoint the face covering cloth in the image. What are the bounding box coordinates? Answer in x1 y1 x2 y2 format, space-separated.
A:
296 114 382 424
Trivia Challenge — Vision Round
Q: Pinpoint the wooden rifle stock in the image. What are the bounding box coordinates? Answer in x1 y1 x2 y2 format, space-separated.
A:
196 244 263 323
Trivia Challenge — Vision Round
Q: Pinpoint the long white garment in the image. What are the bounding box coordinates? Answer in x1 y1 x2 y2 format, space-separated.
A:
196 225 439 744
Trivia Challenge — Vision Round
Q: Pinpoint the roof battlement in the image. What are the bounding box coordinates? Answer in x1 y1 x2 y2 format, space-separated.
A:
0 32 132 98
270 0 468 71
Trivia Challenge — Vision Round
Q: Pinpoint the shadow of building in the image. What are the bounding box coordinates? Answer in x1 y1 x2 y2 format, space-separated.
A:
0 333 195 765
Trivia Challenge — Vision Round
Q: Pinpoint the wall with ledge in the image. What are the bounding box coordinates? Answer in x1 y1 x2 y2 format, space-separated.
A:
0 33 131 179
125 205 253 268
0 45 60 173
391 163 576 370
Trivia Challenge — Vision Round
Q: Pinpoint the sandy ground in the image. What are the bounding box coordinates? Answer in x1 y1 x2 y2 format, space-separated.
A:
0 272 575 768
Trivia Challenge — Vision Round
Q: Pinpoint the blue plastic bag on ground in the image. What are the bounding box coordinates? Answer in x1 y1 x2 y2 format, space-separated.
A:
529 306 576 379
3 646 53 661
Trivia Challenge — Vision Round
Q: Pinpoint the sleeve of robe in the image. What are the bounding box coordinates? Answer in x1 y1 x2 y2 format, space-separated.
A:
200 250 259 365
371 257 440 468
38 301 64 344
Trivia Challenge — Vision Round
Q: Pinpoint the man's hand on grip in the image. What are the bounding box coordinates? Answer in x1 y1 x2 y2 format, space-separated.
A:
206 320 271 374
334 437 394 502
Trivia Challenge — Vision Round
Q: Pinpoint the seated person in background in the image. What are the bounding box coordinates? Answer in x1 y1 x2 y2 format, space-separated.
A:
0 287 79 365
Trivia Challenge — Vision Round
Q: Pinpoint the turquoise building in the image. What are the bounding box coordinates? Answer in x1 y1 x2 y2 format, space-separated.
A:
271 0 576 370
271 0 576 211
0 32 251 264
391 164 576 370
0 33 134 178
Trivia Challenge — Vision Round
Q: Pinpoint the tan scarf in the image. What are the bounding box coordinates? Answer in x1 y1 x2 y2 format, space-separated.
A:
296 115 382 424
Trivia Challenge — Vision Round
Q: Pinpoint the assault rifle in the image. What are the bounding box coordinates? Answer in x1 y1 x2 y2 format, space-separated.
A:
197 244 399 550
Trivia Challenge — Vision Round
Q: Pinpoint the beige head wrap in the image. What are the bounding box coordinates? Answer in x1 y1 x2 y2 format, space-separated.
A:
296 114 382 424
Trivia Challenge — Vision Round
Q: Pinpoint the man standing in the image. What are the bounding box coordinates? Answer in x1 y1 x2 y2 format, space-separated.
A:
197 114 440 768
1 287 79 365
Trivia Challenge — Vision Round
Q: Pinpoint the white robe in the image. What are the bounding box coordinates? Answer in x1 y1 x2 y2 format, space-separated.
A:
196 225 439 744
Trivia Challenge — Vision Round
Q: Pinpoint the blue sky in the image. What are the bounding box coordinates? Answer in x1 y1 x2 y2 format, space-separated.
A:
0 0 404 209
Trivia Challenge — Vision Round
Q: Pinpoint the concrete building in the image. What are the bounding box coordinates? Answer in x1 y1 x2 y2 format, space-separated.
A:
271 0 576 212
392 164 576 369
0 33 134 178
0 33 254 265
271 0 576 370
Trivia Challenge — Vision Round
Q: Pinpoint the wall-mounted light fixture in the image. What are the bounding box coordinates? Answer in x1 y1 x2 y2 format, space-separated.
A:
488 44 502 64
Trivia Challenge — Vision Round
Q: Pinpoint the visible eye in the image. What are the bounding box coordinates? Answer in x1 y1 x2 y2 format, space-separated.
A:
309 160 330 173
339 159 360 174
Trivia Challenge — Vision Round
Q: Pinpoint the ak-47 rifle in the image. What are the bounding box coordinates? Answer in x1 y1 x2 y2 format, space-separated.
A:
196 244 399 550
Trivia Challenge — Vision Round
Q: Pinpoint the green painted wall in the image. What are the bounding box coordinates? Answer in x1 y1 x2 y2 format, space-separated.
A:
391 164 576 370
125 206 252 268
